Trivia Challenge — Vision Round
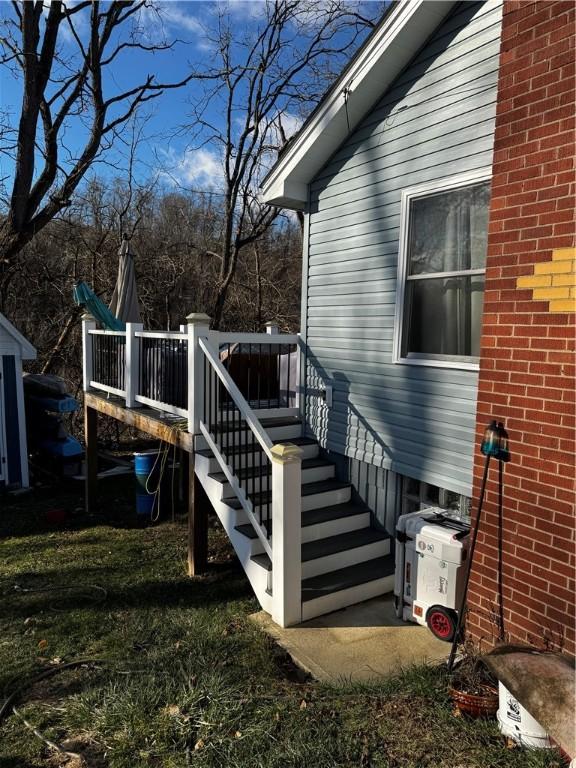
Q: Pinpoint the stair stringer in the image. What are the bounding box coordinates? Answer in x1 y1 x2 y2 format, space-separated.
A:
194 452 273 614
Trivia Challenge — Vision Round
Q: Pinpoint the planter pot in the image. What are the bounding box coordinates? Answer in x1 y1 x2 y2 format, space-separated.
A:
449 685 499 719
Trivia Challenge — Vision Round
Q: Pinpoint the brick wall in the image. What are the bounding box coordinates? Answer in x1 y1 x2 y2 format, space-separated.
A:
467 0 575 657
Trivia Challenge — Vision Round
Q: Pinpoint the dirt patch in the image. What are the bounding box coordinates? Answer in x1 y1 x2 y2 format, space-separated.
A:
46 732 106 768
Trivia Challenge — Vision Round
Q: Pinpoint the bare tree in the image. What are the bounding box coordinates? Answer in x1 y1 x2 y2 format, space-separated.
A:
0 0 192 301
179 0 383 328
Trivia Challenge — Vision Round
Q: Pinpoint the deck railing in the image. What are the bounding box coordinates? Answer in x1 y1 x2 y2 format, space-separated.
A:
82 317 299 423
85 329 126 397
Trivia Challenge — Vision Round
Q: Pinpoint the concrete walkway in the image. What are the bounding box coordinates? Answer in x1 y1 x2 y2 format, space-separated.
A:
251 595 449 682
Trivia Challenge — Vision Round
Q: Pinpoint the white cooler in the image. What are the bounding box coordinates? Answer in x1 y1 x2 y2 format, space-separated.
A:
394 508 469 641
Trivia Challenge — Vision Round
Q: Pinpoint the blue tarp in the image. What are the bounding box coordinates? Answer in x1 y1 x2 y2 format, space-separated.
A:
73 281 125 331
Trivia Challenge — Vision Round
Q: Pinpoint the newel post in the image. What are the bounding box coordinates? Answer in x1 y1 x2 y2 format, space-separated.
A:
187 313 211 435
125 322 143 407
271 443 303 627
82 313 96 392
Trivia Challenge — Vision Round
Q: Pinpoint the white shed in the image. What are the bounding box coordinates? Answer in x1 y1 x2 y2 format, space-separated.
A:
0 312 36 489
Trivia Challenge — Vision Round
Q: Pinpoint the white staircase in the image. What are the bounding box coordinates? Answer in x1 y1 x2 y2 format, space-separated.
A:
194 414 395 623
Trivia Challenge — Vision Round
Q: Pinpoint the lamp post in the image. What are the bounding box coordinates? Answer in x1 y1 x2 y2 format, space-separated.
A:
447 421 510 672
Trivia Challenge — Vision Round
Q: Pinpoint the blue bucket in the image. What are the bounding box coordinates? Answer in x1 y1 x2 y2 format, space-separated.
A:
134 451 161 518
135 450 160 477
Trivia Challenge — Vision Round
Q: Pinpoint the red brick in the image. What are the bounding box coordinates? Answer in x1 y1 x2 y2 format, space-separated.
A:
527 121 561 141
547 74 576 97
539 130 576 150
516 6 552 35
538 206 575 224
463 0 574 657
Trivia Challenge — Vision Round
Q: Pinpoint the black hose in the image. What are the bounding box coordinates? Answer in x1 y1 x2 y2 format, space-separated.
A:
447 453 491 672
0 660 103 724
497 459 505 642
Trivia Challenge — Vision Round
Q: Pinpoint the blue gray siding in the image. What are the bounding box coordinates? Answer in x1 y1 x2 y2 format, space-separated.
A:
304 0 503 496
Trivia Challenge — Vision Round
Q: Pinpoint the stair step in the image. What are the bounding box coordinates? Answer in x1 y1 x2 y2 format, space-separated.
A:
301 555 395 603
235 521 268 540
208 457 334 485
250 528 389 573
196 436 316 461
251 552 272 571
227 479 351 511
302 528 389 562
217 415 302 432
303 501 370 528
235 499 368 541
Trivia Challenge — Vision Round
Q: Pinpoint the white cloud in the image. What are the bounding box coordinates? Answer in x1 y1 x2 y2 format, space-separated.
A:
157 3 205 35
225 0 268 21
269 110 303 145
277 111 303 138
135 2 208 47
42 1 89 46
159 146 225 189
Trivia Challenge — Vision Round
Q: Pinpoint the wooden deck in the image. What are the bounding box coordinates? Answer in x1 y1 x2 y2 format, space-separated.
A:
85 391 193 450
84 390 208 575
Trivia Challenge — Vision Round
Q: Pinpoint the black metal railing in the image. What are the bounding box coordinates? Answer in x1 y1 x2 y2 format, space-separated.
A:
92 333 126 392
220 342 297 410
139 337 188 409
203 358 272 540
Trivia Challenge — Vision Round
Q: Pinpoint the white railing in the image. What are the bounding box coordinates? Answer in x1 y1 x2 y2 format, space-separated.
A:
196 323 302 628
83 321 127 398
82 316 300 422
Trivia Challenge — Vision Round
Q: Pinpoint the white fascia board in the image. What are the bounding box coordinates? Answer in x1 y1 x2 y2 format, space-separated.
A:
262 0 456 209
0 312 37 360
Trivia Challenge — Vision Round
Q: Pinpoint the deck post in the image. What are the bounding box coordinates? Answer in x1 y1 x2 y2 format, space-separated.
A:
187 452 209 575
84 404 98 514
270 443 303 627
186 313 211 435
125 322 143 408
265 322 279 335
82 313 96 392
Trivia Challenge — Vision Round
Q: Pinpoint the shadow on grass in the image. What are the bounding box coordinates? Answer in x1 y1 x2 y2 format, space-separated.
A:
0 476 184 540
2 569 252 622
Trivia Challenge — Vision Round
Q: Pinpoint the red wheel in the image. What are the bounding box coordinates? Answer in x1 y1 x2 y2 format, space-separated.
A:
426 606 457 642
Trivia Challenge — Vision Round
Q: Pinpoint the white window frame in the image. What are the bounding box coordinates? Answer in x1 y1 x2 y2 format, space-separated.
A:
392 169 492 371
401 475 471 524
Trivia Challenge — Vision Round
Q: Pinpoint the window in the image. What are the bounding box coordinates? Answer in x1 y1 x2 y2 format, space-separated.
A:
401 475 471 524
394 172 491 369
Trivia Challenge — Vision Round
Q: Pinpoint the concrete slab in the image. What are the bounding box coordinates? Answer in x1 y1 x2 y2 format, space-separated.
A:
251 595 449 682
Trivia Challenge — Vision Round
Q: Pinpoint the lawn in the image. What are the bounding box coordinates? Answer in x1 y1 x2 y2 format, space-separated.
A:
0 476 564 768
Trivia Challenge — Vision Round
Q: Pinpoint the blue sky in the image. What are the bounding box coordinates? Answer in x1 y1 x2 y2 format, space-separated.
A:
0 1 382 198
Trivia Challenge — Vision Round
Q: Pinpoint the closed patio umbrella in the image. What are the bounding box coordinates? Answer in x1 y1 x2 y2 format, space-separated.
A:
109 235 141 324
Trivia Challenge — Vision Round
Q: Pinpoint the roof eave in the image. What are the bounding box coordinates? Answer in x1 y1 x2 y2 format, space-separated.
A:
261 0 457 210
0 312 37 360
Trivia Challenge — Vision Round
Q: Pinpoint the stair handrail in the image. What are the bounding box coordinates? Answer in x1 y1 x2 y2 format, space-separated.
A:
196 328 302 628
198 336 274 559
198 337 274 459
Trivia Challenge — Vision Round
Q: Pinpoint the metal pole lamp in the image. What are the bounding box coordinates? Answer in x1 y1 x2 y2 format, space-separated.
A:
447 421 510 672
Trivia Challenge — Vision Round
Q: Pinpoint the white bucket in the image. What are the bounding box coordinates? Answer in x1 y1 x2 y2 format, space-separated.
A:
497 682 553 749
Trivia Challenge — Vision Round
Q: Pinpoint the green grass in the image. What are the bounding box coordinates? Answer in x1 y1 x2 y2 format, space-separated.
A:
0 478 565 768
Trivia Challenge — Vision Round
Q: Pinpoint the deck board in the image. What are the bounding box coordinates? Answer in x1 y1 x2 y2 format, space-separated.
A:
85 391 193 451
